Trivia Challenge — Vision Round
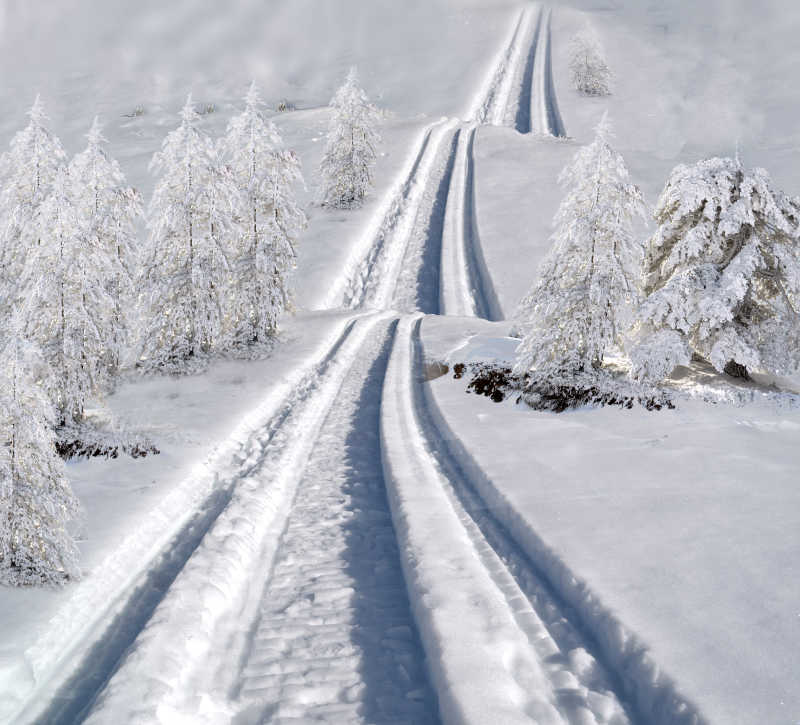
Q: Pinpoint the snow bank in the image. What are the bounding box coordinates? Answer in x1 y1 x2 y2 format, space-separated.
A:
420 314 800 724
381 315 566 725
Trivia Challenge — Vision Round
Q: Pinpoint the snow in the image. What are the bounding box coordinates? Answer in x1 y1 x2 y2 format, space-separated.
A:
3 0 800 722
0 311 357 723
420 314 800 724
383 315 631 725
0 0 519 316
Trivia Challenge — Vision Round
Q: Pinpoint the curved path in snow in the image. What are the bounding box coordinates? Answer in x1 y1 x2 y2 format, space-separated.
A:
336 2 566 321
10 6 698 725
381 316 633 725
531 8 567 138
438 125 503 320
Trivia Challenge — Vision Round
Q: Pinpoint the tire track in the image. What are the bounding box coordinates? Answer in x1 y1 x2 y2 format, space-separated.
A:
382 315 635 725
19 315 366 725
391 128 460 316
439 125 503 321
337 120 447 311
80 314 425 725
339 119 459 313
469 7 529 126
233 320 439 725
337 4 551 315
514 5 543 133
531 8 566 137
28 4 574 723
408 316 705 725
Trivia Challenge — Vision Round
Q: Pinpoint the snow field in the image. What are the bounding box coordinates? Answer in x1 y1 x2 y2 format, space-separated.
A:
421 316 800 724
381 315 631 725
2 2 532 719
1 312 361 724
8 0 798 722
419 320 702 725
82 314 399 723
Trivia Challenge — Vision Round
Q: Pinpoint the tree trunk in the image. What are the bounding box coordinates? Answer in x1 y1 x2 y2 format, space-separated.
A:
724 359 750 380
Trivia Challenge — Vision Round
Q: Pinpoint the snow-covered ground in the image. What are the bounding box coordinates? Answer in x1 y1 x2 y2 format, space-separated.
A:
0 311 359 721
2 0 800 723
420 316 800 725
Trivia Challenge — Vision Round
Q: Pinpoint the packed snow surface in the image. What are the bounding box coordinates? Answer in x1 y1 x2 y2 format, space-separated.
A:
421 315 800 725
2 0 800 723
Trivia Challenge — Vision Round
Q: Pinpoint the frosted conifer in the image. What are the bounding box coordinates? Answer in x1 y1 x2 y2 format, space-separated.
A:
69 117 143 376
139 94 238 370
514 113 647 378
0 96 66 300
21 166 117 424
320 68 380 208
632 157 800 381
0 333 80 587
221 82 305 344
569 30 612 96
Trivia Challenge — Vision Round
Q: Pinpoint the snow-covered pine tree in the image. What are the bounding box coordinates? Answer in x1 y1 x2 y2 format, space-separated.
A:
569 30 612 96
221 82 305 344
514 113 647 379
69 117 143 377
139 94 238 370
319 67 381 208
21 165 118 424
0 95 66 301
631 156 800 381
0 332 80 587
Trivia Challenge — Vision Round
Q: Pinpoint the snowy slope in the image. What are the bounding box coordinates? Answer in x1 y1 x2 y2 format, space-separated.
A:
2 0 800 723
0 312 360 722
431 4 800 721
0 0 518 312
420 316 800 724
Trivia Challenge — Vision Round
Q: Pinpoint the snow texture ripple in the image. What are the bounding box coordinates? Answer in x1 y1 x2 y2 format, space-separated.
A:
80 315 438 724
234 319 439 724
381 315 633 725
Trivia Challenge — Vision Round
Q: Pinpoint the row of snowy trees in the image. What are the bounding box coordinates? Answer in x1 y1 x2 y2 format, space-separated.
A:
0 85 306 419
514 113 800 391
140 86 305 368
0 70 381 587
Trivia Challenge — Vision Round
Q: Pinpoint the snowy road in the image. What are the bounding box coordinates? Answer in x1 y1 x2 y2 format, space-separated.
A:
82 317 440 724
336 1 565 320
382 317 631 725
7 6 660 725
234 319 437 724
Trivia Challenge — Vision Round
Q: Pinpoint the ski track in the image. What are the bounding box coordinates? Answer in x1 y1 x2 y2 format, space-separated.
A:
233 319 439 725
438 125 503 320
13 6 667 725
381 315 634 725
531 8 566 138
